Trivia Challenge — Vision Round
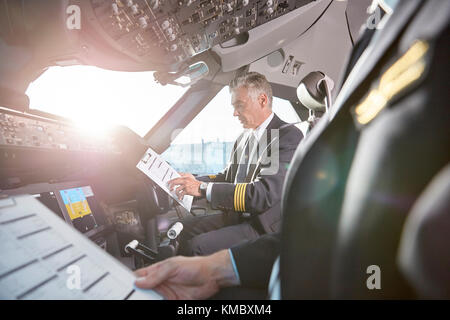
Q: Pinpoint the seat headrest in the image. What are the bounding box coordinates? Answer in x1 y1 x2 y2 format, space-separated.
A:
296 71 334 111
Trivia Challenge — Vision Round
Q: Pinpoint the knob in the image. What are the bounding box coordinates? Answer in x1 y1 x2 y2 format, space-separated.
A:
111 3 119 15
170 44 178 51
138 17 148 29
126 0 133 7
161 20 170 29
167 222 183 240
267 7 274 15
149 0 159 10
243 0 249 6
131 4 139 15
267 0 273 7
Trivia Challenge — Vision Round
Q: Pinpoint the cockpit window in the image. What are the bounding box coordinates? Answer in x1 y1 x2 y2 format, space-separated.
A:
163 86 300 176
26 66 190 136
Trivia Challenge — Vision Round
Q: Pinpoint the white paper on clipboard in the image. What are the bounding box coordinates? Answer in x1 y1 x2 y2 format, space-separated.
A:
136 147 193 212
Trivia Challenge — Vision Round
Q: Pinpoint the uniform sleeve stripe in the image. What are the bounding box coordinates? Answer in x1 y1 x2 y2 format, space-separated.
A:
234 183 247 212
234 184 240 211
233 184 239 211
241 183 247 212
234 183 248 212
239 184 244 211
238 183 244 212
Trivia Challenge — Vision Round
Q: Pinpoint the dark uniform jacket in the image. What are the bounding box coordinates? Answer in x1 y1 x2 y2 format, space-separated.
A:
198 113 303 234
230 0 450 299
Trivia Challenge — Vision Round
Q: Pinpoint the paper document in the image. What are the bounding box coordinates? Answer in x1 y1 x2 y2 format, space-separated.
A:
0 195 162 300
136 147 193 212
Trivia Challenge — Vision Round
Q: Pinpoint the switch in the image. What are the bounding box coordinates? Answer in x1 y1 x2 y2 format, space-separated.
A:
291 61 303 76
282 55 294 73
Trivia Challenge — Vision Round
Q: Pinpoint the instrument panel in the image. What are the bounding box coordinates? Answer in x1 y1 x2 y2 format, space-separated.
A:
88 0 313 66
0 109 119 154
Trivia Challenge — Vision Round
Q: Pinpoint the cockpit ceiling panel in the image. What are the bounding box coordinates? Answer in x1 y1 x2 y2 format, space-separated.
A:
87 0 315 67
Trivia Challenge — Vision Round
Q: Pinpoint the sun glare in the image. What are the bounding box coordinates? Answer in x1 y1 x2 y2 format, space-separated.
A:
26 66 189 137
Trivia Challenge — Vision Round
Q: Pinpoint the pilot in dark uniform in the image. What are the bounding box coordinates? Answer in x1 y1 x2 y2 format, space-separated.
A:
168 72 303 256
135 0 450 300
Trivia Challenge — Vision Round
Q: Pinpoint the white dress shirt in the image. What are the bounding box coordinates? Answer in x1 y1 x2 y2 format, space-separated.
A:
206 112 274 201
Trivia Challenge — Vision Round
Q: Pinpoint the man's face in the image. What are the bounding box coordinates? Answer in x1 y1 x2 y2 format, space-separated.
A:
231 86 268 129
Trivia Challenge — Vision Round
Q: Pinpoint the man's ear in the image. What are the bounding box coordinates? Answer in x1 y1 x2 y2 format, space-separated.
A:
259 93 268 108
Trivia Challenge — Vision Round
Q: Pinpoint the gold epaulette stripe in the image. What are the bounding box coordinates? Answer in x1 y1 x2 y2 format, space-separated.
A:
234 183 248 212
208 175 217 180
354 40 429 125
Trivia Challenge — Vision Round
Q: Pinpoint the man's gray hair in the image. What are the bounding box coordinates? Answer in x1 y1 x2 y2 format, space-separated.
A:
229 72 273 108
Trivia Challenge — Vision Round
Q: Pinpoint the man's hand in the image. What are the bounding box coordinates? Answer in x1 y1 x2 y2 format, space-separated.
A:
168 173 202 200
134 250 239 300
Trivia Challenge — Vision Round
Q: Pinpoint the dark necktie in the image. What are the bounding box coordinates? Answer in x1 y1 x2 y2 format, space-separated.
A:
235 133 258 183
